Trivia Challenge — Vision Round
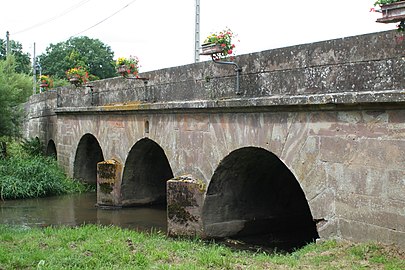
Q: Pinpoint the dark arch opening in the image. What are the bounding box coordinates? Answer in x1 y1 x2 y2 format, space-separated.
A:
46 139 57 159
121 138 173 206
73 134 104 184
202 147 319 250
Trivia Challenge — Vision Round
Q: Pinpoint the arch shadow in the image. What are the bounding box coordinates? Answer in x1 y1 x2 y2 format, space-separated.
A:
202 147 319 250
73 134 104 184
121 138 173 206
46 139 57 159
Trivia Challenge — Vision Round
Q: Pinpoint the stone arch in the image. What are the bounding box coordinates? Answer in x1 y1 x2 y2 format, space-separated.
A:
202 147 319 249
121 138 173 206
46 139 57 159
73 133 104 184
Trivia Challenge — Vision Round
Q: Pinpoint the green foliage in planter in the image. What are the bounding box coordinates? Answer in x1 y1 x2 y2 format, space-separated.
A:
374 0 402 6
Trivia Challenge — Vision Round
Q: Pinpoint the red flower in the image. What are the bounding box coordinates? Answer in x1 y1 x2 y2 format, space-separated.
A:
221 43 226 47
228 49 233 55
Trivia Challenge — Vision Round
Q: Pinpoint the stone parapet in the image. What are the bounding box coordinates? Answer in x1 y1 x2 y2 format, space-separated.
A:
25 30 404 109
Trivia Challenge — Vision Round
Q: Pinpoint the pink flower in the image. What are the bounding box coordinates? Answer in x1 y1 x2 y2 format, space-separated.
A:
221 43 226 47
228 49 233 54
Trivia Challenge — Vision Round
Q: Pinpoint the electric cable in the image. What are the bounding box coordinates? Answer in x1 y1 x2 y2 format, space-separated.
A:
71 0 137 37
13 0 92 35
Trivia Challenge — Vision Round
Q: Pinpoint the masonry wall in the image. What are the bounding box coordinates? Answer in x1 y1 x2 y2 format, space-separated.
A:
23 90 57 145
54 30 404 108
23 30 405 247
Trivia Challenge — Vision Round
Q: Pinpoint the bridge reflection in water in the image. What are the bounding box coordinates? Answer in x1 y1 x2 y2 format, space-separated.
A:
0 193 167 232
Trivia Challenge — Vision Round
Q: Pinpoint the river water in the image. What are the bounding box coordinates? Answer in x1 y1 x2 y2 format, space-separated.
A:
0 193 167 232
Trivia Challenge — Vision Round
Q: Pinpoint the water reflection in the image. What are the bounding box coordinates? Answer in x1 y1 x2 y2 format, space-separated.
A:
0 193 167 232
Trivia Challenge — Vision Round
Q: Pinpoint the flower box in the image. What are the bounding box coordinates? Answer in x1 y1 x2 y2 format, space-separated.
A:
377 1 405 23
200 43 224 55
117 65 129 77
69 76 80 86
66 67 89 87
116 56 139 78
40 83 48 88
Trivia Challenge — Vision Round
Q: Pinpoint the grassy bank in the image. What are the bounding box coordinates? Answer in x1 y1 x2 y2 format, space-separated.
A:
0 138 89 199
0 225 403 269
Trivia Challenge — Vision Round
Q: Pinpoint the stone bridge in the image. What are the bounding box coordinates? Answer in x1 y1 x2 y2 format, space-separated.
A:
24 30 405 248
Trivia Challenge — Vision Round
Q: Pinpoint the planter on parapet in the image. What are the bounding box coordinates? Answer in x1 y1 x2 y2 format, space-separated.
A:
117 65 128 77
377 1 405 23
200 43 224 55
69 76 81 87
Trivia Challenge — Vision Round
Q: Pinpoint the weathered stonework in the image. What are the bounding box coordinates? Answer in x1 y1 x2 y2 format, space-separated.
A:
167 175 206 237
23 30 405 248
96 159 122 207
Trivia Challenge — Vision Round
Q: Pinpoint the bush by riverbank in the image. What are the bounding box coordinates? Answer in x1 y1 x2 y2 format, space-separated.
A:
0 138 89 199
0 224 403 269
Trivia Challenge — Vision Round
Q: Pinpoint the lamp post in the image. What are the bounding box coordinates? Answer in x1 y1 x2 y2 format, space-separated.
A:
194 0 200 63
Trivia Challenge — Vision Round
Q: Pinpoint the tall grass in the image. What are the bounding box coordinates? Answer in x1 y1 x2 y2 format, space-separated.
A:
0 138 89 200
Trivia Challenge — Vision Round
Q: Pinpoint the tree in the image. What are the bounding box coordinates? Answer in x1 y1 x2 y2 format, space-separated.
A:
0 56 32 136
0 39 31 74
38 36 116 79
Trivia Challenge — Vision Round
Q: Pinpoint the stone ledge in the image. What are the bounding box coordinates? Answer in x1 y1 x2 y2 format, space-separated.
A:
54 89 405 115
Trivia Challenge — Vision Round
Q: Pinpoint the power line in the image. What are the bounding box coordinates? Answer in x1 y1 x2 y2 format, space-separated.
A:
13 0 92 35
71 0 137 37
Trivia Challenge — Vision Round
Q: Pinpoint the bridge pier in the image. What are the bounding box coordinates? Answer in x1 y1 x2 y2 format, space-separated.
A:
96 159 123 207
167 175 206 237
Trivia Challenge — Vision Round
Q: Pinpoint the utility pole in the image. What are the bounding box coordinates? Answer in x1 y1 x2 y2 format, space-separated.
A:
33 42 36 95
194 0 200 63
6 31 10 56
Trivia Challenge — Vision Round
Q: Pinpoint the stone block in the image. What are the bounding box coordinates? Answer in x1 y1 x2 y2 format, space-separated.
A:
319 136 359 164
336 193 405 232
352 139 405 170
327 164 385 197
317 218 338 240
339 219 405 248
167 175 206 237
386 170 405 201
308 188 336 221
97 159 123 207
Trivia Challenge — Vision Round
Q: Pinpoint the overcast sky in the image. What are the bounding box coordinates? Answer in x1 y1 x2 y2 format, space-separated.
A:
0 0 394 72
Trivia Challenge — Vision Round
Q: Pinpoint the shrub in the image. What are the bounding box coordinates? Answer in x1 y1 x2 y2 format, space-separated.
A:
21 137 43 157
0 156 88 200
